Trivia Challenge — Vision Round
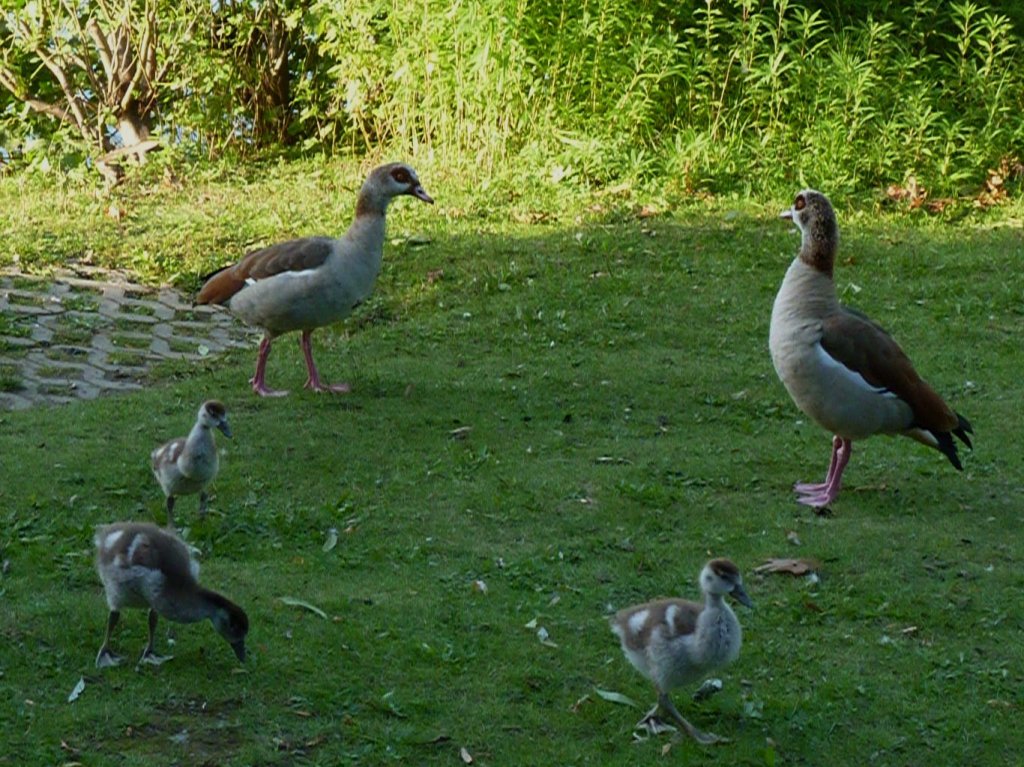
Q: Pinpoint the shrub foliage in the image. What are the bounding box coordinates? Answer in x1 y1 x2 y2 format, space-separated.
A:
1 0 1022 195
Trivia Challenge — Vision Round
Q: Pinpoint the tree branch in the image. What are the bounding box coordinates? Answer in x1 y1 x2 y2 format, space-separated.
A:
120 13 153 111
29 43 95 145
86 17 115 87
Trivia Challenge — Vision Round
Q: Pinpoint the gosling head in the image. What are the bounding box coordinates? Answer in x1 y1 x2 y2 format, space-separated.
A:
700 558 753 608
210 596 249 662
199 400 232 439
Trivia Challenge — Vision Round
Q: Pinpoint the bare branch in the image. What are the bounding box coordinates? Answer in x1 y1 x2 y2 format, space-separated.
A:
29 42 93 143
25 97 74 122
120 11 154 111
0 66 22 98
85 17 115 104
60 1 104 96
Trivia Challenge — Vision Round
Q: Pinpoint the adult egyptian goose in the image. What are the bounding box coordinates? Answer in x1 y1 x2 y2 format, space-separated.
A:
94 522 248 668
611 558 752 745
151 400 231 527
769 189 973 509
196 163 434 396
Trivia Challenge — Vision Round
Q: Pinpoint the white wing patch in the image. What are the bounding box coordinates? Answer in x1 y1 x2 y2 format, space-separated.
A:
814 343 897 398
246 268 320 288
664 603 680 631
627 609 650 637
126 532 147 564
102 529 125 552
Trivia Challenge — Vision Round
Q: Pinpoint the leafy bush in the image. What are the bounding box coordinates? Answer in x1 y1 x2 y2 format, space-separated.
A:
2 0 1022 197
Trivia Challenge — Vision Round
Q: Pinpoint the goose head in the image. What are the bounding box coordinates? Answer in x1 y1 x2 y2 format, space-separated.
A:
372 163 434 204
780 189 839 277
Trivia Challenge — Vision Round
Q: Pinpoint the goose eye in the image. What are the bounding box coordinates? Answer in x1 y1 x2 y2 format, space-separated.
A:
391 168 411 184
794 194 806 211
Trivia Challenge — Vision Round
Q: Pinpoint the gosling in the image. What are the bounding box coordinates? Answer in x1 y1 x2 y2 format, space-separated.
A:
611 558 752 744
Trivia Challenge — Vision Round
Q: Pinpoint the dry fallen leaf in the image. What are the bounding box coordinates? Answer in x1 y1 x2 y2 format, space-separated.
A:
449 426 473 440
692 678 723 701
754 557 821 576
570 693 591 712
460 746 474 763
536 626 558 647
322 528 338 552
279 597 328 619
593 687 640 709
67 677 85 703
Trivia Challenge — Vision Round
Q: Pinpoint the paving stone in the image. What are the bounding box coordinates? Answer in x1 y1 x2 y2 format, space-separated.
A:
0 267 257 410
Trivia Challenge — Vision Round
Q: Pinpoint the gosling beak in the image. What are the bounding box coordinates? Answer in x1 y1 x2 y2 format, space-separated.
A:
780 208 794 220
231 639 246 662
731 584 754 609
410 184 434 204
218 421 233 439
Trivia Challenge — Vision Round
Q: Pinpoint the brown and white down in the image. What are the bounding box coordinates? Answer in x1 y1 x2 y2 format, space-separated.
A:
197 163 434 397
769 189 973 509
611 558 753 745
151 400 231 527
94 522 248 668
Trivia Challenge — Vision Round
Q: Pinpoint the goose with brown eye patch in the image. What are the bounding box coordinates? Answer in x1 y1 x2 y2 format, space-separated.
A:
770 188 972 511
610 558 752 745
151 400 232 528
197 163 433 396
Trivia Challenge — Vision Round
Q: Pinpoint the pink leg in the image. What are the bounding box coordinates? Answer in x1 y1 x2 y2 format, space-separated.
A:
796 437 852 508
300 331 351 394
250 336 289 397
795 435 843 494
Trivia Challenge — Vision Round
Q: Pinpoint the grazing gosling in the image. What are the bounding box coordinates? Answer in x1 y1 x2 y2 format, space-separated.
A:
94 522 248 668
611 559 752 745
151 400 231 527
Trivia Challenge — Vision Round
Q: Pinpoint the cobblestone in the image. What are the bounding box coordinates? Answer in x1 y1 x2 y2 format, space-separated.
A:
0 267 257 410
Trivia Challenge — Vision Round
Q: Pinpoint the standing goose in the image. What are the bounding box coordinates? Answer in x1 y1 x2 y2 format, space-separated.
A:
94 522 248 668
196 163 434 396
769 189 973 508
611 558 753 745
151 400 232 528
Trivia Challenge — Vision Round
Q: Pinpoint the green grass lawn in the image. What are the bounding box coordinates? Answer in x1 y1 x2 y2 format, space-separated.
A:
1 164 1022 765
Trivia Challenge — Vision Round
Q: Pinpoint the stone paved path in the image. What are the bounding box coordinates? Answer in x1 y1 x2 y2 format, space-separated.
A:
0 267 257 410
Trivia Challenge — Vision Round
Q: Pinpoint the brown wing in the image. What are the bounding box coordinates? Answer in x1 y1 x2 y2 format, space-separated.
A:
97 523 196 584
614 598 702 651
660 598 703 639
143 526 199 587
821 308 958 433
196 237 335 305
152 437 185 470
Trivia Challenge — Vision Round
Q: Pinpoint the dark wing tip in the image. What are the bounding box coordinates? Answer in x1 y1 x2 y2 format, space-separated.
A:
953 412 973 450
934 431 965 471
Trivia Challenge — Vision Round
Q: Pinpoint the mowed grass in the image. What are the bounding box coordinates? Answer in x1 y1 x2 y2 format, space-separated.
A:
0 167 1022 765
